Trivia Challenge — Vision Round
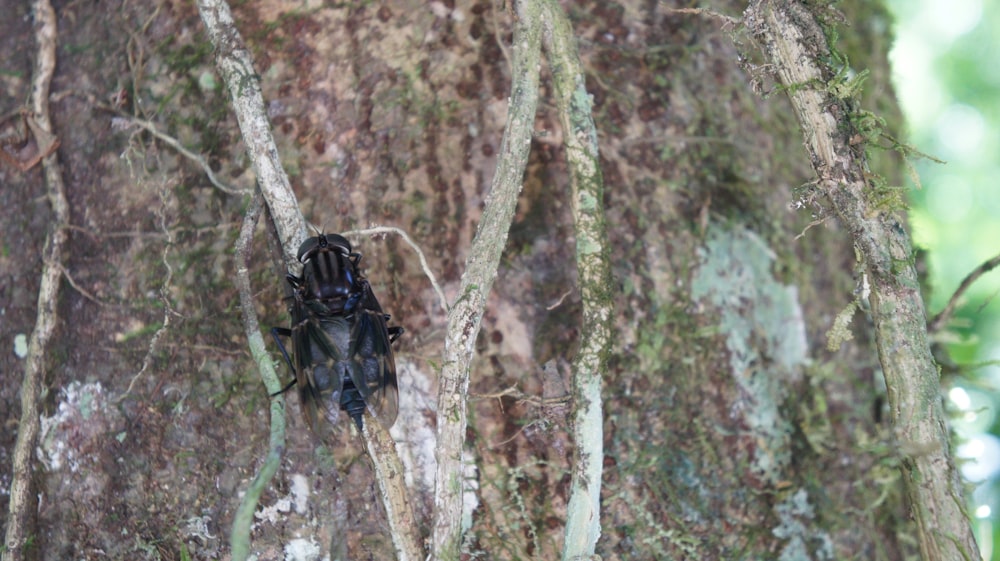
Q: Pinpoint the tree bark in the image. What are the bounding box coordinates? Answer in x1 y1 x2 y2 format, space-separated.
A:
0 1 969 560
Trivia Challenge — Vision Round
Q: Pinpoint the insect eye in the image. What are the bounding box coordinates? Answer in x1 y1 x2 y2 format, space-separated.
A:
297 238 319 262
326 234 353 255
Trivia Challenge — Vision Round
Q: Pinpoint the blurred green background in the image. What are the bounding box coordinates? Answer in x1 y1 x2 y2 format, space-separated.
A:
887 0 1000 557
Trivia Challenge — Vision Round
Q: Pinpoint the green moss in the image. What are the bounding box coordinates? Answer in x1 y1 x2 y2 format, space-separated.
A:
811 0 915 215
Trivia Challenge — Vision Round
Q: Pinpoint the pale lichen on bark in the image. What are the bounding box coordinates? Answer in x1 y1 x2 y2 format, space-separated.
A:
691 225 807 487
538 0 612 558
744 1 979 559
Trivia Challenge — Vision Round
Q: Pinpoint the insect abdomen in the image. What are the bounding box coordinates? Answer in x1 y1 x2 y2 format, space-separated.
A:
340 379 366 429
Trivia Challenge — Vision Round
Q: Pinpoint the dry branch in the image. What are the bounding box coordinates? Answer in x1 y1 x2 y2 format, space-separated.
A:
538 1 612 558
431 1 543 557
3 0 68 558
195 0 306 264
363 418 423 561
744 1 979 559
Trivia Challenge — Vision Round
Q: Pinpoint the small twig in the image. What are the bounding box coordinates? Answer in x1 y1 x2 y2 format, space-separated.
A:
230 190 288 561
64 221 240 239
928 252 1000 333
663 6 741 28
793 215 830 241
488 420 539 449
471 385 520 401
361 418 423 561
471 385 571 407
117 175 180 403
117 291 172 402
4 0 69 556
167 342 250 356
345 225 448 313
123 0 162 118
56 262 111 307
546 288 573 310
615 134 743 149
490 0 514 72
60 88 248 196
124 116 250 196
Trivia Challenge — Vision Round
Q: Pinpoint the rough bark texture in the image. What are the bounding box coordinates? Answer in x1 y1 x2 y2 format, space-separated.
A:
744 2 978 560
0 0 955 559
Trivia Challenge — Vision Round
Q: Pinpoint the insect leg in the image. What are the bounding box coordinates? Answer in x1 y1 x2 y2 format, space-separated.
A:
270 327 298 396
388 324 404 343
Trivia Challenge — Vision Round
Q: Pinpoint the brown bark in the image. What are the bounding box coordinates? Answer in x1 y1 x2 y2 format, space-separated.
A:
0 1 955 560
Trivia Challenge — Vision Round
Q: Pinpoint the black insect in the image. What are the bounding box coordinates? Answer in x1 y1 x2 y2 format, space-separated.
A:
272 233 402 432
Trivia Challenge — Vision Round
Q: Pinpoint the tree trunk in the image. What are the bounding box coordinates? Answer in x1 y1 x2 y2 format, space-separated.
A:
0 0 970 559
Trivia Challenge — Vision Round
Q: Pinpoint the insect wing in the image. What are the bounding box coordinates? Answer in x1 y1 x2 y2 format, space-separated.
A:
291 301 350 432
347 304 399 428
